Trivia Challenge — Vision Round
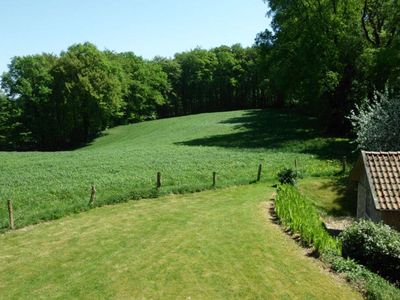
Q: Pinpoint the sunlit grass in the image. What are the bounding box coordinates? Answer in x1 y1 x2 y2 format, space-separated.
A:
0 109 353 229
0 185 361 299
298 177 357 216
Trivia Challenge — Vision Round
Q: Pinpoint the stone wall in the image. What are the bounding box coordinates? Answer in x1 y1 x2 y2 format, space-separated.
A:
357 171 382 222
381 211 400 231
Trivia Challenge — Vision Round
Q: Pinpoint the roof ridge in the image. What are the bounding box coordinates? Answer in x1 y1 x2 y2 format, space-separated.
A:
364 151 400 155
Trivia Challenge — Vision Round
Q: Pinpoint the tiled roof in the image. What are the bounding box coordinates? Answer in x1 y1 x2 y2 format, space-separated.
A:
363 151 400 210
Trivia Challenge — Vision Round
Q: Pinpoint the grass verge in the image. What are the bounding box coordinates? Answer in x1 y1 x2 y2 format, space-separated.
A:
274 185 400 300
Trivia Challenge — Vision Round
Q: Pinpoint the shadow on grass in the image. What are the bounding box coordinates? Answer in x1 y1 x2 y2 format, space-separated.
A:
320 177 358 217
177 109 357 161
301 176 357 217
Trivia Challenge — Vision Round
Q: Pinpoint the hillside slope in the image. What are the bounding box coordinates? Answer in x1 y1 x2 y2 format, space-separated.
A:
0 109 352 229
0 185 361 299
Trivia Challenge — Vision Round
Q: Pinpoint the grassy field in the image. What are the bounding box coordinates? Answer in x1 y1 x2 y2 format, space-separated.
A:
0 109 355 229
0 184 361 299
298 177 358 216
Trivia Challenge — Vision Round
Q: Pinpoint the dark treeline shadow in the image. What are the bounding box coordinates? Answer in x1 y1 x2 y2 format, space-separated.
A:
176 109 357 162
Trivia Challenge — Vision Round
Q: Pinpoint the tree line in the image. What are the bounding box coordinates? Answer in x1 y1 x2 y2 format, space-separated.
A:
0 43 266 150
1 0 399 150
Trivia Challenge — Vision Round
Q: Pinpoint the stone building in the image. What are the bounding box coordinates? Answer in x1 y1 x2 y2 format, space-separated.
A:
350 151 400 230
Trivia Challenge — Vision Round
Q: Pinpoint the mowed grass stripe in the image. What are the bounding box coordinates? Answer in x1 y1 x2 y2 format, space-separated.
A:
0 109 353 229
0 185 361 299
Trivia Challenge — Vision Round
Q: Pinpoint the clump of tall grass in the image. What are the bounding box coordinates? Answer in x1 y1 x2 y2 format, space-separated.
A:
275 184 340 254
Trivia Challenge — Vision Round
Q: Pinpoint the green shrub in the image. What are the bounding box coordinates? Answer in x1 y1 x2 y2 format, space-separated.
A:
323 252 400 300
340 220 400 286
275 185 340 254
277 168 301 185
350 91 400 151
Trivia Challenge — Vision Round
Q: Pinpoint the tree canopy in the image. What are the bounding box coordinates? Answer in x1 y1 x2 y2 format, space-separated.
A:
256 0 400 133
350 91 400 151
0 43 265 150
0 0 398 150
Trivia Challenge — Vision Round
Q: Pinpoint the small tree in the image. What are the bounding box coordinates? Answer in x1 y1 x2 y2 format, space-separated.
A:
350 92 400 151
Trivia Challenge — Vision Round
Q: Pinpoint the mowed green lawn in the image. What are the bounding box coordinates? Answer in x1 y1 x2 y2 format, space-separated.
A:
0 185 361 299
0 109 354 229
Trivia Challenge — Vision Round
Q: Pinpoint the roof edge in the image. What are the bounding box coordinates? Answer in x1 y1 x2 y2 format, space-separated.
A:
362 151 384 211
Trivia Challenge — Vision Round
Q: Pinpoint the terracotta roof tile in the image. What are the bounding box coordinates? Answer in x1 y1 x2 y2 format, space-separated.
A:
364 151 400 210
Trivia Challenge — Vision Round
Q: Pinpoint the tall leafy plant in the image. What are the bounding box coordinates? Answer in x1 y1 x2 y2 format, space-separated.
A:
350 91 400 151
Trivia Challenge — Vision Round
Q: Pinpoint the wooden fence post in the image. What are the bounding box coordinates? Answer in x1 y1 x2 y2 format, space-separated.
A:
157 172 161 189
89 185 96 206
342 156 347 173
257 164 262 182
212 172 216 187
7 199 14 230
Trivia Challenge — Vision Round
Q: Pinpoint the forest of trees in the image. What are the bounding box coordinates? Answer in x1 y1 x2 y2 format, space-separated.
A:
0 0 399 150
256 0 400 133
0 43 266 150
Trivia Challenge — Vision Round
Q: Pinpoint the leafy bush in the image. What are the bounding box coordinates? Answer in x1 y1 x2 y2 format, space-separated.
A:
323 252 400 300
277 168 301 185
340 220 400 285
350 91 400 151
275 185 340 254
